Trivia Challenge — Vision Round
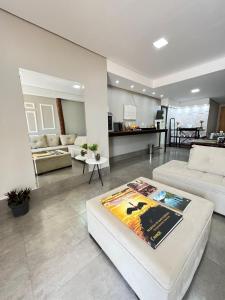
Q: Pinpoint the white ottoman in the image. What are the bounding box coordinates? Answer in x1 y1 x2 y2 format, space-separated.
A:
86 177 214 300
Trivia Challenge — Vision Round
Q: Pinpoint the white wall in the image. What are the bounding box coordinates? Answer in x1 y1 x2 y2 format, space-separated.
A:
168 104 209 130
108 86 160 157
167 98 219 135
23 94 61 135
108 86 160 127
0 11 108 197
62 100 86 136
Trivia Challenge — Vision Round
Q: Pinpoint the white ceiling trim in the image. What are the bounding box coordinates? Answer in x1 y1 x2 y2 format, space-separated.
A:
22 85 84 102
107 60 153 88
154 55 225 87
108 55 225 93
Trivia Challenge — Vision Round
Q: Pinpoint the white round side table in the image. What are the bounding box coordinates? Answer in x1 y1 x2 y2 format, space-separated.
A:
75 155 87 174
85 157 108 186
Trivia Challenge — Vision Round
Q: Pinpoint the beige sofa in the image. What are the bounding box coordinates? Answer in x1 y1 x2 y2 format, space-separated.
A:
30 134 87 157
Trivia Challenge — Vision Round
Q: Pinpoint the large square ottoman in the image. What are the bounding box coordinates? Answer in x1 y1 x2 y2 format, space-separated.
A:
86 177 214 300
32 150 72 175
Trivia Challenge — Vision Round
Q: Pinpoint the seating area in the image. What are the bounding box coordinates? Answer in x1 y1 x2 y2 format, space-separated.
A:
153 146 225 215
1 2 225 300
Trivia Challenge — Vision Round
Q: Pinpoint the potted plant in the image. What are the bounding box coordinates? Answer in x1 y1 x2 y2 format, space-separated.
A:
81 143 88 156
88 144 98 158
6 188 31 217
81 143 88 150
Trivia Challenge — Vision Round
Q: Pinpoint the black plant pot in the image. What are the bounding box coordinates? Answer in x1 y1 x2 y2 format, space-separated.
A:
95 153 101 161
81 150 87 156
11 200 29 217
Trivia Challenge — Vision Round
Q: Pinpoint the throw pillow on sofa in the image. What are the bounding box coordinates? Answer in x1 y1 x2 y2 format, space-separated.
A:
74 136 87 146
60 134 77 146
46 135 60 147
30 135 48 149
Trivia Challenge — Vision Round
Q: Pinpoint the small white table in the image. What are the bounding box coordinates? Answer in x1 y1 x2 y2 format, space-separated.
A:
75 155 87 174
86 157 108 186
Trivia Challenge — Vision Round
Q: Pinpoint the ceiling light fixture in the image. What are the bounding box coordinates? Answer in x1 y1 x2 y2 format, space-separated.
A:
73 84 81 89
130 85 134 89
160 94 164 98
152 91 156 95
191 88 200 93
153 38 168 49
142 88 146 92
115 80 120 84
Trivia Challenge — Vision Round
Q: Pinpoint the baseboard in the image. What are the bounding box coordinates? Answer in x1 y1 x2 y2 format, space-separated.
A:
0 195 7 201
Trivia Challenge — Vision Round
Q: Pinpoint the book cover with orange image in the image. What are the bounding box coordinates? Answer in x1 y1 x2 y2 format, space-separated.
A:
101 187 182 249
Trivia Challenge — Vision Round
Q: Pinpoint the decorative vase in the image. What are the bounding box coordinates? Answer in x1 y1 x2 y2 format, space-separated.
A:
88 151 95 159
95 153 101 161
81 150 87 157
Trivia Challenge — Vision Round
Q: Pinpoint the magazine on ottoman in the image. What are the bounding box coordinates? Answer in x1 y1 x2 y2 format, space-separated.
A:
101 182 184 249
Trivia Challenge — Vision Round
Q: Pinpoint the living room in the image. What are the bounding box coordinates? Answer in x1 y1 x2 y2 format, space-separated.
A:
20 68 89 187
0 2 225 300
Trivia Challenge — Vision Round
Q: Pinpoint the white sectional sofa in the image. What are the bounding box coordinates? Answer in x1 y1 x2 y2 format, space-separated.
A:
153 145 225 216
67 136 87 158
30 134 87 158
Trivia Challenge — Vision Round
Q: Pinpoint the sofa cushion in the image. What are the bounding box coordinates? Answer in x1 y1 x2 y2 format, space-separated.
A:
46 135 60 147
153 160 225 215
74 136 87 146
30 135 47 149
188 145 225 177
60 134 77 145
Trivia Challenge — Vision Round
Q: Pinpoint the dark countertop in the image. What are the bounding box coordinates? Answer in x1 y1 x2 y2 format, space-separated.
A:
109 128 167 137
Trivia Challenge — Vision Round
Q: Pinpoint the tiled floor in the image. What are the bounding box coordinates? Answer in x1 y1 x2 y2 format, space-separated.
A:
35 159 84 188
0 147 225 299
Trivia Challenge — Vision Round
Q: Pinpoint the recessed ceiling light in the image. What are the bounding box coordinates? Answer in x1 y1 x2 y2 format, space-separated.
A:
130 85 134 89
152 91 156 95
191 88 200 93
142 88 146 92
115 80 119 84
81 85 85 89
73 84 81 89
160 94 164 98
153 38 168 49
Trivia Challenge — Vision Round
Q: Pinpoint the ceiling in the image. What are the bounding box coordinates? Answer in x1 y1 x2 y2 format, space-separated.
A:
19 69 85 101
1 0 225 80
108 69 225 104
